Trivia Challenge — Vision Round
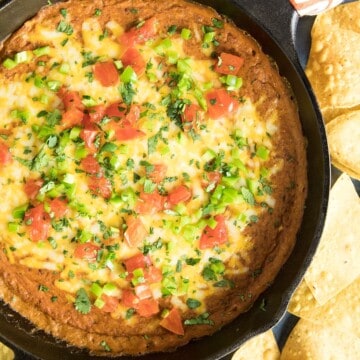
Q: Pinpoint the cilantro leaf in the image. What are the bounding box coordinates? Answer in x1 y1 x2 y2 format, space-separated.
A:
56 20 73 35
74 288 91 314
119 82 136 105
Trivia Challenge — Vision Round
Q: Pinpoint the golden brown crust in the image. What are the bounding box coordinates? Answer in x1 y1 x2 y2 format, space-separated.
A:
0 0 307 355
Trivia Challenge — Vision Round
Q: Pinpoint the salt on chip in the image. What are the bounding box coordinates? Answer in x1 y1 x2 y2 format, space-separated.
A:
305 1 360 115
232 330 280 360
304 173 360 305
326 110 360 180
280 319 360 360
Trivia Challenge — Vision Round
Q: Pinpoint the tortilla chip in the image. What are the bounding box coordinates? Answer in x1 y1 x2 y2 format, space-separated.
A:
232 330 280 360
326 110 360 179
305 1 360 112
321 104 360 124
280 319 360 360
0 343 14 360
290 276 360 337
304 173 360 305
287 279 320 319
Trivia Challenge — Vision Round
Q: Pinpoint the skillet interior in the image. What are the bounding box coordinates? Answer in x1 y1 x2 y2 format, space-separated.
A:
0 0 329 359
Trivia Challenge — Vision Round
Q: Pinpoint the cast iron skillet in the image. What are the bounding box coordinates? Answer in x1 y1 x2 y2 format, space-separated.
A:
0 0 330 359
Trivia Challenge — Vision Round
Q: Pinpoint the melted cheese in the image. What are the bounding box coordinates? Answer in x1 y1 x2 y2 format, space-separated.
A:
0 15 281 319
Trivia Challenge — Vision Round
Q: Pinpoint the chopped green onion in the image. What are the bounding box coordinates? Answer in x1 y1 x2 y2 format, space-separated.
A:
47 80 61 92
114 60 123 69
78 229 93 243
69 126 81 139
33 46 50 57
203 31 215 43
256 145 270 160
59 63 70 74
94 297 105 309
2 58 17 69
177 58 191 73
100 142 117 153
181 28 192 40
103 282 117 295
62 173 75 184
12 204 28 219
14 51 30 64
120 66 137 83
91 282 103 297
81 95 97 107
7 222 19 232
202 148 216 162
154 38 172 54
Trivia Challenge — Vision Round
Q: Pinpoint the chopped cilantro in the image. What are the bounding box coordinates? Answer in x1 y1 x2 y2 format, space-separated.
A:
74 288 91 314
119 82 136 105
125 308 136 319
60 8 67 18
56 20 73 35
184 312 214 326
186 298 201 309
240 187 255 205
185 257 200 265
212 18 224 28
81 51 100 68
100 340 111 352
167 25 178 35
94 8 102 16
38 284 49 292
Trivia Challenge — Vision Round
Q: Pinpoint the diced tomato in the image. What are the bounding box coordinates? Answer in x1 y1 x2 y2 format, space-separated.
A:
100 294 119 313
160 308 184 336
49 198 68 219
137 298 159 318
167 185 192 206
61 108 84 128
88 176 112 199
181 104 202 131
105 102 127 119
199 215 228 249
206 89 239 119
201 171 222 189
147 164 167 184
87 105 106 124
81 155 102 175
122 289 139 308
135 284 152 300
119 18 157 47
214 52 244 75
24 178 44 200
0 142 11 165
74 243 100 261
124 253 152 273
135 190 165 215
121 48 146 76
80 126 99 153
124 216 148 247
114 127 145 141
59 89 84 111
124 105 141 126
24 204 51 242
93 61 119 87
144 266 163 284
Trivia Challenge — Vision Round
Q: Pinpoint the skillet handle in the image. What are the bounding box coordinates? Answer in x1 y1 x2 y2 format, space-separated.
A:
234 0 300 67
